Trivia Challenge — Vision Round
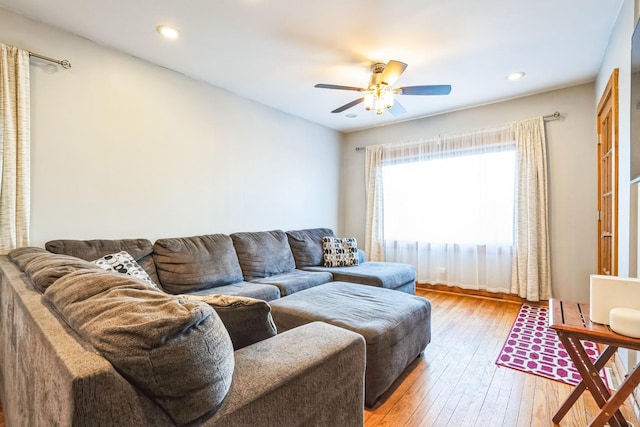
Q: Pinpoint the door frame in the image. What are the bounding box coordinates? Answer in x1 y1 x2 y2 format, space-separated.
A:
596 68 619 276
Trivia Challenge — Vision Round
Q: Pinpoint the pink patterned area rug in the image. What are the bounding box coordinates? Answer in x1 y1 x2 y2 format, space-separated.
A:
496 304 607 387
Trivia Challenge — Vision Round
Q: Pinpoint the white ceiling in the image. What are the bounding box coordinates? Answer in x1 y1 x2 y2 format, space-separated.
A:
0 0 624 132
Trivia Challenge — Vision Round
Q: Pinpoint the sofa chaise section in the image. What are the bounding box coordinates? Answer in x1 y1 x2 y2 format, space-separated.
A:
287 228 417 294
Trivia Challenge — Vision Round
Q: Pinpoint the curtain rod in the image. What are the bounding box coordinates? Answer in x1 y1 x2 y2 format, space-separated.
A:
543 112 561 121
29 52 71 69
354 112 562 151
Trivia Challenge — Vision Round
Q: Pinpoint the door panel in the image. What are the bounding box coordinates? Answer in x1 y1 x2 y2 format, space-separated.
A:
597 69 618 276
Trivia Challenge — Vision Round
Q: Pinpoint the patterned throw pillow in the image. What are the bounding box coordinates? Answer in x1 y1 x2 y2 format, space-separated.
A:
341 237 360 266
322 237 360 267
93 251 157 286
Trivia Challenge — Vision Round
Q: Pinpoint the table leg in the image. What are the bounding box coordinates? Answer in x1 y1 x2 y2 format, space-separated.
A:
553 332 625 427
590 361 640 427
552 345 617 424
570 338 626 427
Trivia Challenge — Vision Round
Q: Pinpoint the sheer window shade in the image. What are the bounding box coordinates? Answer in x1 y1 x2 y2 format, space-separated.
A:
365 117 550 301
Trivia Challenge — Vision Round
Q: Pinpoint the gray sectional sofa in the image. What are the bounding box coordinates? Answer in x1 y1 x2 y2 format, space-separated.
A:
0 228 429 426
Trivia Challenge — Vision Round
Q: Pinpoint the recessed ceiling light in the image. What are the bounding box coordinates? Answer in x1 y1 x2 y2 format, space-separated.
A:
507 71 525 81
156 25 179 39
345 113 358 118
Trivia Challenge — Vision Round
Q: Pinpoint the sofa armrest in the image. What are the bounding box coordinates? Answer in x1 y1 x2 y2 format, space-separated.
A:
204 322 365 426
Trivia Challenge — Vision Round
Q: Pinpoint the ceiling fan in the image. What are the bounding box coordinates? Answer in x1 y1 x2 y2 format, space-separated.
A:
315 60 451 116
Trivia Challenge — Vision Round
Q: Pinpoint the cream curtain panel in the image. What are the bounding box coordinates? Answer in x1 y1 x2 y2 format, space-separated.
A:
0 44 30 254
365 145 385 261
511 117 551 301
365 117 551 301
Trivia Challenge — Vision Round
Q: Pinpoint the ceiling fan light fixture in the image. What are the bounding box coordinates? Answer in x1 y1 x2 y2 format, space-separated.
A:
314 59 452 116
363 87 394 115
383 90 394 109
364 93 374 111
156 25 179 39
375 97 384 115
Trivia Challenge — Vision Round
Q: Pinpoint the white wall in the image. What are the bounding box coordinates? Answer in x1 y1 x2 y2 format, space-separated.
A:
0 8 342 245
342 84 597 302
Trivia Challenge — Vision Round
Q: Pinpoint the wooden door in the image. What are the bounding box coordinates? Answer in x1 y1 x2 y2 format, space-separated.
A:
597 69 619 276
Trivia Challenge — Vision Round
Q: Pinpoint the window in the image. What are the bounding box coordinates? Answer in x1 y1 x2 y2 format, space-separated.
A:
367 117 549 297
382 147 516 246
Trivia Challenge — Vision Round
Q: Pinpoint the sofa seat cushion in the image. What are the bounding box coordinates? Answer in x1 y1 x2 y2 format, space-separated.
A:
251 270 332 296
286 228 336 268
304 262 416 293
45 239 159 285
185 294 277 350
44 269 235 425
185 281 281 301
231 230 296 281
9 248 102 293
153 234 245 294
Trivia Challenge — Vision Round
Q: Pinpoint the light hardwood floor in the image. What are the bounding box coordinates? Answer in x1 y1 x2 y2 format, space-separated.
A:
365 289 639 427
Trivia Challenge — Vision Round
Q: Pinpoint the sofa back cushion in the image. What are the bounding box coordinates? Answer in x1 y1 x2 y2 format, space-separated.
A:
153 234 244 294
286 228 336 268
44 269 235 425
231 230 296 281
8 246 49 269
45 239 159 285
9 248 101 293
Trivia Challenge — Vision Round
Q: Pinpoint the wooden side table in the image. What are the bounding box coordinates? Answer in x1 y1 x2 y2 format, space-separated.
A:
549 299 640 427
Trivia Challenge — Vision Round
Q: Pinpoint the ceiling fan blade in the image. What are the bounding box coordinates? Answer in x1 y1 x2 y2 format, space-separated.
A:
381 60 408 85
315 83 365 92
331 98 364 113
399 85 452 95
388 101 407 116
